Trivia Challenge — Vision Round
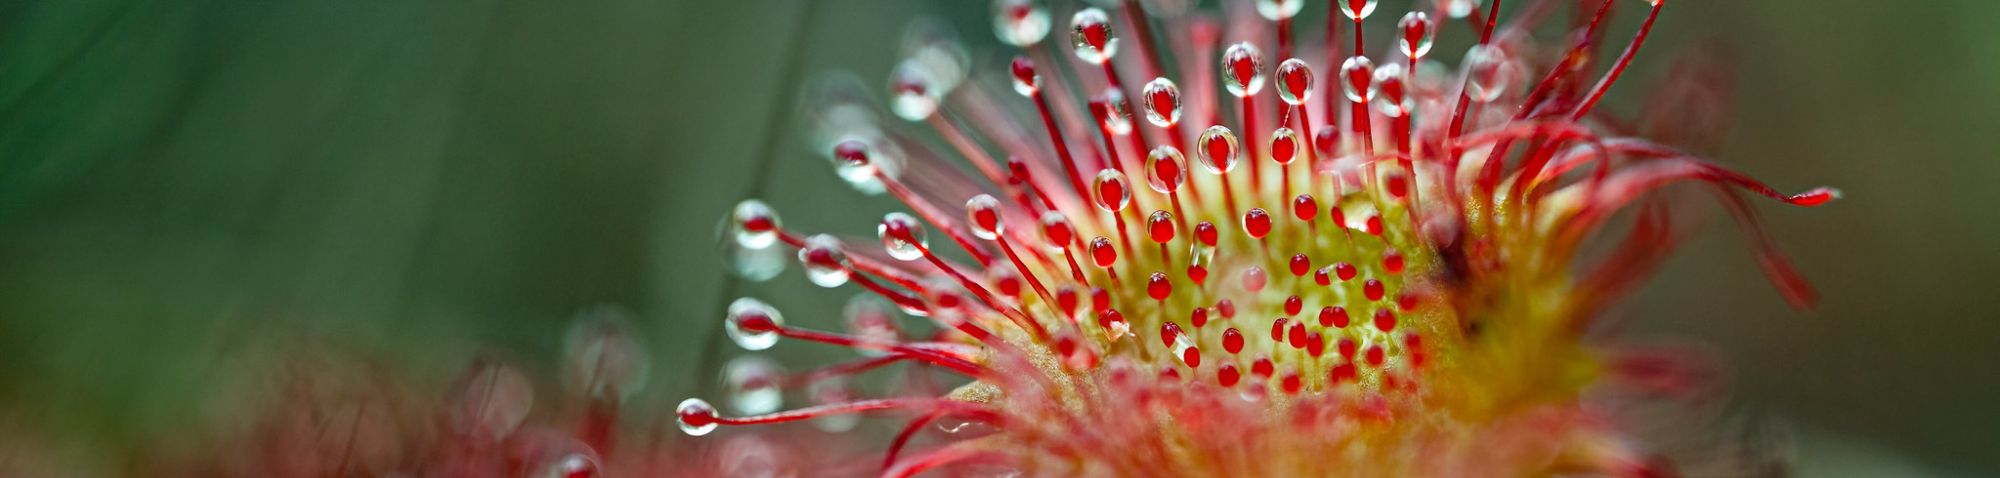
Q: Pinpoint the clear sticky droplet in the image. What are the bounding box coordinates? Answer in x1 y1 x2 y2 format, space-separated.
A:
844 294 902 355
731 199 780 249
806 378 860 432
1172 334 1200 367
1009 56 1039 96
1373 63 1412 118
1147 211 1176 244
797 234 850 288
992 0 1051 48
722 356 785 415
721 231 785 282
715 435 793 477
1270 127 1301 165
1090 236 1117 268
965 194 1005 240
1339 0 1379 20
1255 0 1305 20
878 212 929 261
563 305 649 402
1464 44 1516 103
452 361 535 441
725 298 784 351
831 138 880 188
901 18 969 95
1092 169 1132 212
1446 0 1480 18
1276 58 1314 106
802 72 883 154
889 60 939 121
1221 43 1266 98
1398 12 1435 59
988 267 1023 302
1240 264 1269 292
825 135 898 195
1100 309 1131 340
1341 56 1377 103
1141 77 1182 127
542 453 599 478
1242 209 1273 240
676 398 719 436
1185 242 1214 278
1145 146 1187 193
1039 211 1075 251
1069 8 1119 65
1196 125 1240 174
1090 88 1133 135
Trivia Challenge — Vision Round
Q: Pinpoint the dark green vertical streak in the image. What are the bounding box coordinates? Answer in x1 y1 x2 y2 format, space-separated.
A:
0 0 150 214
690 1 824 391
0 1 144 124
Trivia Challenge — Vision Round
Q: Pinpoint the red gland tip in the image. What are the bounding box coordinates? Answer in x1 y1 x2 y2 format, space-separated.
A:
1271 128 1300 165
1787 187 1842 207
1093 170 1133 212
1090 237 1117 267
1373 308 1397 332
1320 306 1349 328
1009 56 1038 93
1276 58 1314 106
1148 210 1176 243
1098 308 1126 330
1040 212 1074 248
1218 364 1241 387
1293 194 1318 221
1331 363 1357 383
1195 221 1219 247
1243 208 1273 238
833 139 870 167
965 194 1004 240
1252 357 1275 377
1148 272 1173 301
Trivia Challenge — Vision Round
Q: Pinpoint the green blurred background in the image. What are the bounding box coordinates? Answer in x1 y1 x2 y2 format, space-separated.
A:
0 0 1993 474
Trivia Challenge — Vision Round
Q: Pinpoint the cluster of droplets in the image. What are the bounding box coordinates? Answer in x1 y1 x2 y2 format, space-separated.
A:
691 0 1836 475
702 0 1457 439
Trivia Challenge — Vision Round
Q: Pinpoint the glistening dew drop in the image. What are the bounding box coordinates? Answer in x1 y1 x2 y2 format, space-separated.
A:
704 0 1836 476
